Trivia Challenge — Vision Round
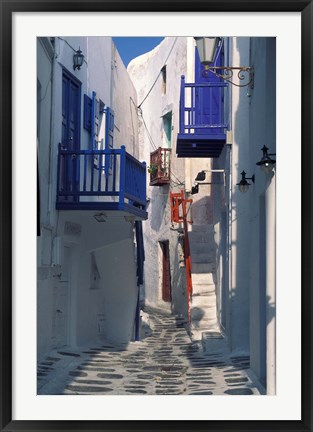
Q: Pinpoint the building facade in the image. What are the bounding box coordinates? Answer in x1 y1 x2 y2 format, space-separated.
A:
37 37 147 361
128 36 276 394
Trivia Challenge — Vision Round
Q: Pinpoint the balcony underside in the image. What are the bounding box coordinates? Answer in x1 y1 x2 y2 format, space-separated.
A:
176 133 226 158
56 200 148 220
150 178 170 186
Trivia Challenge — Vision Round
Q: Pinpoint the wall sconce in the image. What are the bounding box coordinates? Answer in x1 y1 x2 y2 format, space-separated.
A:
195 170 206 181
237 171 255 193
256 145 276 173
94 212 107 222
195 169 225 182
73 47 84 71
194 37 254 88
191 184 199 195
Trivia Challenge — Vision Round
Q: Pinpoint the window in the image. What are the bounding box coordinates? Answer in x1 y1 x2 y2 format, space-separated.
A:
162 111 172 148
161 66 166 95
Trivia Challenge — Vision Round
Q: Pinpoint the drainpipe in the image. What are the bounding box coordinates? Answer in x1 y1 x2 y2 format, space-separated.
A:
47 37 56 227
227 142 233 351
135 289 140 341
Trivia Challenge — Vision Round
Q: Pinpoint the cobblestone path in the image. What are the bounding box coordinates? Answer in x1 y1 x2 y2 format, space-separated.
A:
38 307 263 395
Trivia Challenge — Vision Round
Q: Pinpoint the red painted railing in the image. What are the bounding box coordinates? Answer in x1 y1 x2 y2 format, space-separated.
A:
170 190 193 323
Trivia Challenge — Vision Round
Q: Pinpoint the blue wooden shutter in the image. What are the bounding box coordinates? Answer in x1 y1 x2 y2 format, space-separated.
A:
83 94 92 132
105 107 114 175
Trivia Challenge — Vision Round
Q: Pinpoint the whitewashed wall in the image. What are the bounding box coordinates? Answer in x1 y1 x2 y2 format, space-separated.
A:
128 37 188 313
37 38 55 360
212 37 276 393
37 37 141 360
128 37 213 319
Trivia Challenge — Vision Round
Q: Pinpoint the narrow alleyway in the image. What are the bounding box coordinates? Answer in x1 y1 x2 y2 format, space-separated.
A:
38 307 263 395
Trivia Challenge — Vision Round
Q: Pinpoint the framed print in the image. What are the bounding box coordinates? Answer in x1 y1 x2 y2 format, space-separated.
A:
1 0 312 431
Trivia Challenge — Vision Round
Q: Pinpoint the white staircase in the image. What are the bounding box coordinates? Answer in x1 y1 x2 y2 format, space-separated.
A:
189 225 220 335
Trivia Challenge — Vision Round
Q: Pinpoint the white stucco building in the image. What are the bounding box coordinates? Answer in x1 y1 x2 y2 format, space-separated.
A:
128 36 276 394
37 35 276 394
37 37 147 361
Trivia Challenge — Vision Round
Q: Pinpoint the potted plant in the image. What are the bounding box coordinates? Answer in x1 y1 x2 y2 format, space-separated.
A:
147 163 158 174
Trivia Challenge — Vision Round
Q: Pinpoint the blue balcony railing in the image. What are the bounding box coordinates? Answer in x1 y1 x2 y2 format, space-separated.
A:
177 75 228 158
56 144 147 219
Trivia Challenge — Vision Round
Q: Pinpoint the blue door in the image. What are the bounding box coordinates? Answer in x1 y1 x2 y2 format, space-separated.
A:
194 47 224 136
60 70 81 201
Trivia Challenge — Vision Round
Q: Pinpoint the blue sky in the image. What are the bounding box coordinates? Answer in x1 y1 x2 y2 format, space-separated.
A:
113 37 164 68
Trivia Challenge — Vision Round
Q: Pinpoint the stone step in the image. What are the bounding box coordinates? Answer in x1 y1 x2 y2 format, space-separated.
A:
190 242 215 255
189 224 214 234
191 308 216 321
192 284 215 295
191 300 216 314
191 318 219 331
190 244 212 252
191 272 214 284
191 263 216 273
191 253 214 263
188 231 213 244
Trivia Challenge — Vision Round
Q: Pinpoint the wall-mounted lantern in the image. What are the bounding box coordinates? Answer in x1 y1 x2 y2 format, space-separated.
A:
73 47 84 71
194 37 254 88
237 171 255 193
94 212 107 222
192 169 226 194
256 145 276 173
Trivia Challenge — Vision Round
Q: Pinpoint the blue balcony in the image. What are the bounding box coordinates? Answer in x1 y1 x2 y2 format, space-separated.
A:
177 75 228 158
56 144 148 220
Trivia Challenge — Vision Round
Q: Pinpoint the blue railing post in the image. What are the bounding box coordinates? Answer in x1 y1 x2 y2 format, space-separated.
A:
179 75 185 134
119 145 126 209
91 91 96 150
142 162 146 210
56 143 62 203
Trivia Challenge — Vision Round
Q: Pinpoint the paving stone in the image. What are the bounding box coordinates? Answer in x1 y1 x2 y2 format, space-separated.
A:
225 377 248 383
224 373 242 377
65 385 113 393
224 388 253 395
69 371 88 377
58 351 80 357
38 306 262 396
73 379 112 385
136 374 157 380
97 373 124 379
126 389 147 394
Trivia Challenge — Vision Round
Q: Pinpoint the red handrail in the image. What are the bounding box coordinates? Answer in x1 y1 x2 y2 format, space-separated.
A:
170 190 193 323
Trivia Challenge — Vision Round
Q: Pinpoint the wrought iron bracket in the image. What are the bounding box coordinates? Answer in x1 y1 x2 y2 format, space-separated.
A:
203 66 254 88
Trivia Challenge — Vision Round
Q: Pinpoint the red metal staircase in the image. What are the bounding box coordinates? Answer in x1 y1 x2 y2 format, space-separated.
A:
170 190 193 323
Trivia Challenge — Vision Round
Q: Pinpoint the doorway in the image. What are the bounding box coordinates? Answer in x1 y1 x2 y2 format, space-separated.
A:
53 246 71 348
160 241 171 302
60 69 81 201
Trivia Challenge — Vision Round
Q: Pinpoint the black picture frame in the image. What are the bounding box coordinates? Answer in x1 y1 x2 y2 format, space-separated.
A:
1 1 312 431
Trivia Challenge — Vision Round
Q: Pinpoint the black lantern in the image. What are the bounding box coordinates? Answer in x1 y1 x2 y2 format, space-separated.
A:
73 47 84 71
191 184 199 195
195 170 206 181
256 145 276 174
237 171 255 193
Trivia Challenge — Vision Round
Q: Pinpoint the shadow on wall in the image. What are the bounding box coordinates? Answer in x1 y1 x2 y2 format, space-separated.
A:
150 185 170 232
170 233 188 321
190 195 213 225
229 37 276 355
